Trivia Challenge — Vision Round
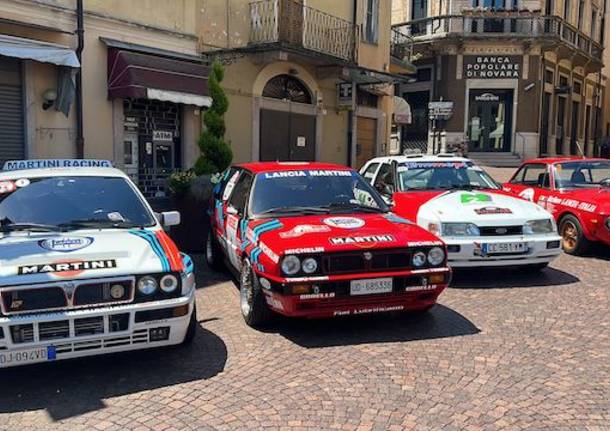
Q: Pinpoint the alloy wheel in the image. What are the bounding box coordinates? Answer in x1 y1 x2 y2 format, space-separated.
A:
561 220 578 252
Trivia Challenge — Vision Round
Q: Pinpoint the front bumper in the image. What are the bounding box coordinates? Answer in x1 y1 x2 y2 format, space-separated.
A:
444 234 562 268
258 268 451 319
0 292 195 368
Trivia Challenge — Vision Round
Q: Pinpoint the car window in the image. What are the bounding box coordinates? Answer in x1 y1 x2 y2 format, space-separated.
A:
396 161 499 191
219 168 240 202
374 164 394 194
228 172 253 214
0 176 155 228
554 161 610 188
361 163 379 184
511 164 548 187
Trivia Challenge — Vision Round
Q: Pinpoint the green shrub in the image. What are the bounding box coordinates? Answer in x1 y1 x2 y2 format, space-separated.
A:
168 170 197 197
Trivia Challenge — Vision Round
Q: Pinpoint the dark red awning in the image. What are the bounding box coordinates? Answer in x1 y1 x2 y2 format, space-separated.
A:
107 48 211 107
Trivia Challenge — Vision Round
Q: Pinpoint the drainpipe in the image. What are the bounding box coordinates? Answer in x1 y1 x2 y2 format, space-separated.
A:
593 0 607 157
75 0 84 158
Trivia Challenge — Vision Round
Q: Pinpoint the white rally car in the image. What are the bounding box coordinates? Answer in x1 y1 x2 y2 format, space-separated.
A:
360 155 562 269
0 159 196 368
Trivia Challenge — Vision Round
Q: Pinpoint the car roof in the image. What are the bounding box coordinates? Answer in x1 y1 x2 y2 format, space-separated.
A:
236 161 353 174
0 167 129 181
365 154 472 164
522 157 608 165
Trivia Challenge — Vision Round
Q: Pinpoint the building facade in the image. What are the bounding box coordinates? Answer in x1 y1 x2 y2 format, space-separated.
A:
0 0 210 197
200 0 414 169
393 0 608 164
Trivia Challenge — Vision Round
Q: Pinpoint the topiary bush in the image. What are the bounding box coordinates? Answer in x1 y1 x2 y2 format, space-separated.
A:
194 60 233 175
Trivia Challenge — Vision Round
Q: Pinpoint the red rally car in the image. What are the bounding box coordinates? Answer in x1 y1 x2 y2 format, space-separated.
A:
503 158 610 254
206 162 451 326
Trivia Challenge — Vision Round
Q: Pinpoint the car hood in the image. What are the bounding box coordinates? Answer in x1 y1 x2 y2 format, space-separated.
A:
248 212 444 256
408 190 552 225
557 187 610 214
0 229 177 287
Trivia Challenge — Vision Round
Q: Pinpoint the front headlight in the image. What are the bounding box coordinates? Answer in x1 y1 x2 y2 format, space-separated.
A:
301 258 318 274
137 276 158 295
427 247 445 266
605 216 610 231
412 251 427 267
281 255 301 275
160 274 179 293
442 223 480 237
524 219 554 235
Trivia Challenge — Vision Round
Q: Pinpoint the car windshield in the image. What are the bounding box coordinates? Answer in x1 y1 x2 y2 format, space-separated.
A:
554 161 610 189
0 176 156 231
250 169 388 217
397 161 500 191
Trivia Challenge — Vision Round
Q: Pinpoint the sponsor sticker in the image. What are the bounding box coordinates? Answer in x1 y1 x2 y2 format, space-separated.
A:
14 178 30 188
39 237 94 253
518 188 535 202
399 162 466 171
0 181 16 194
263 170 353 179
3 159 112 171
406 240 444 247
284 247 325 255
280 225 331 238
330 235 395 246
324 217 365 229
299 292 336 300
474 206 513 215
461 192 492 204
222 171 240 201
333 305 404 316
18 259 117 276
259 241 279 263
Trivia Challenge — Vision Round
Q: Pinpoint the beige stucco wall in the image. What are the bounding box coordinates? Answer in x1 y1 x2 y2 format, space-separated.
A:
0 0 203 167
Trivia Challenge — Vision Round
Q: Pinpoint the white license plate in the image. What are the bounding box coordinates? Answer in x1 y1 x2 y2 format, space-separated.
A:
350 278 393 296
482 242 527 254
0 346 53 366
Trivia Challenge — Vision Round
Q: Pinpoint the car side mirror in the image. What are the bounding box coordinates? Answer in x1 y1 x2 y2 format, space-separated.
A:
160 211 181 227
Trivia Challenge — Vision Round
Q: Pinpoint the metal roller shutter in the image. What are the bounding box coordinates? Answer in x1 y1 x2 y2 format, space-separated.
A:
0 58 24 165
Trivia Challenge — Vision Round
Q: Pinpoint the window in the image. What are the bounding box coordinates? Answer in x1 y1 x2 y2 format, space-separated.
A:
373 163 395 195
573 80 582 95
412 0 427 19
545 69 554 84
591 8 598 41
415 68 432 82
361 163 380 183
262 75 312 104
564 0 571 21
577 0 585 29
363 0 379 44
511 164 549 187
228 172 253 215
217 168 239 201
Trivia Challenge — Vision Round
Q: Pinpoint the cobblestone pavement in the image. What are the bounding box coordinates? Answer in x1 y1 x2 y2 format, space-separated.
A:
1 168 609 431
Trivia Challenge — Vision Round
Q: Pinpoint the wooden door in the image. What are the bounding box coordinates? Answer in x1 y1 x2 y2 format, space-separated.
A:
356 117 377 169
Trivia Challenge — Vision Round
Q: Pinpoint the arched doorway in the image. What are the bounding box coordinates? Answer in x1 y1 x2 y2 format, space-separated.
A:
259 74 316 162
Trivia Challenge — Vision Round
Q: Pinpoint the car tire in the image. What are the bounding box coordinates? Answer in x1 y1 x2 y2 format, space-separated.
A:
239 258 273 327
180 305 198 346
206 230 224 271
559 215 590 255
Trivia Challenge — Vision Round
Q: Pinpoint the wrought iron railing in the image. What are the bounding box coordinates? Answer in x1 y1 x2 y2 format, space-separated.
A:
249 0 357 62
391 27 413 63
392 14 603 62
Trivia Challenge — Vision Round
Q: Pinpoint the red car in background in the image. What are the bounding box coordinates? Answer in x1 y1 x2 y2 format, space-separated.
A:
206 162 451 327
503 158 610 254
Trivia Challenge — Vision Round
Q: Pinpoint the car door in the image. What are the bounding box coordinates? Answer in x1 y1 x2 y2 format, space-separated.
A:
224 171 254 270
504 163 550 207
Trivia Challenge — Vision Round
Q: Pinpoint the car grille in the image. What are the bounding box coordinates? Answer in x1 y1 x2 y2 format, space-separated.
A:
0 277 135 315
321 249 412 275
479 225 523 236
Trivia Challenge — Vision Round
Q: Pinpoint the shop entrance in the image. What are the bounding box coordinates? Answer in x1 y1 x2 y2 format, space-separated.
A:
467 89 513 152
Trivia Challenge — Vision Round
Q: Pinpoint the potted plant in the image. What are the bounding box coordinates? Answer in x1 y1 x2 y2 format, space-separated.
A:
167 60 233 252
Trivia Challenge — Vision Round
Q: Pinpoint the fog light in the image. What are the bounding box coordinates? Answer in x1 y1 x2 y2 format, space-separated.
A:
259 277 271 290
428 274 445 285
546 240 561 249
291 284 311 295
149 327 170 342
109 284 126 299
447 245 461 253
160 274 179 293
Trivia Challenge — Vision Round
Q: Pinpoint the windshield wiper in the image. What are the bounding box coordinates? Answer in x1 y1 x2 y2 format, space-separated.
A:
0 223 60 233
58 219 146 230
256 206 330 216
323 202 385 213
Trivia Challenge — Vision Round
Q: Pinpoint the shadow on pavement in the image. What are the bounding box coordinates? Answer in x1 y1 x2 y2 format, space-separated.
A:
451 266 579 289
268 304 480 348
0 324 226 420
192 254 231 289
580 243 610 261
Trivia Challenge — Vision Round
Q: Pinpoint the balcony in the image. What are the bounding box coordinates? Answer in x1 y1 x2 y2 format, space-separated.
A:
392 13 603 68
249 0 358 63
